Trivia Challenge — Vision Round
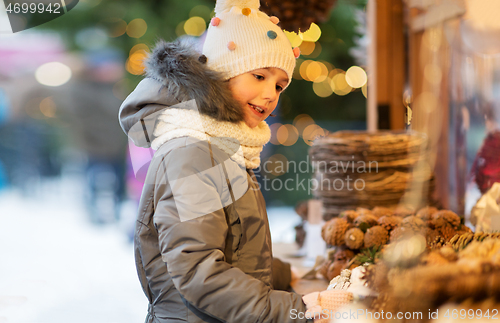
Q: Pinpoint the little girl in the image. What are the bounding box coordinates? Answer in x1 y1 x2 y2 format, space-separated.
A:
119 0 310 321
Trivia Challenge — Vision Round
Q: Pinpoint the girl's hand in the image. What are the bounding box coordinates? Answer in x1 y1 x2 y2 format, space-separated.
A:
302 292 322 321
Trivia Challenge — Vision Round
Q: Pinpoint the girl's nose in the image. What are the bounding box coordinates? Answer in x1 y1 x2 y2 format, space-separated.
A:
262 82 278 102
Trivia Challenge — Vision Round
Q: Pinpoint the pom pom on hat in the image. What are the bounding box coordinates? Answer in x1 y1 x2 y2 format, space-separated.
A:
267 30 278 39
203 0 296 87
293 47 301 58
215 0 260 13
211 17 221 26
242 8 251 16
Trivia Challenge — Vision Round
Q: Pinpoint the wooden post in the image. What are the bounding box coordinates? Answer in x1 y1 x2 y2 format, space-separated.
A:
370 0 407 131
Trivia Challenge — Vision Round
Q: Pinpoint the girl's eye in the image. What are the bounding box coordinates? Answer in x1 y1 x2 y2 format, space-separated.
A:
276 85 284 92
254 74 264 80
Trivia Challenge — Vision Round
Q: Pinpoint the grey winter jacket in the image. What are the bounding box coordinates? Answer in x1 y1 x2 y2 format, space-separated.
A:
118 39 307 323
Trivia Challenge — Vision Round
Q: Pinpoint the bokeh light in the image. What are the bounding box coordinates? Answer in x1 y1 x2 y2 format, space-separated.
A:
129 43 150 56
184 17 207 36
299 41 315 56
330 73 352 96
303 124 326 146
329 68 343 79
39 97 56 118
345 66 367 88
306 61 322 82
293 114 315 136
126 50 148 75
35 62 72 87
299 61 329 83
321 60 334 72
126 19 147 38
103 18 127 37
176 21 186 36
266 154 289 177
270 123 283 145
284 31 303 47
362 83 368 98
277 124 299 146
301 23 321 42
299 60 313 81
313 80 333 97
308 42 322 58
309 61 328 83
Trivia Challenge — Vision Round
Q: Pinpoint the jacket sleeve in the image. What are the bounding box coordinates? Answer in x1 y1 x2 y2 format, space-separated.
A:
152 142 307 323
272 258 292 291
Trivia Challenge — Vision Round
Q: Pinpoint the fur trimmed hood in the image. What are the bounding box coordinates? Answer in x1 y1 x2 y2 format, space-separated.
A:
118 38 244 147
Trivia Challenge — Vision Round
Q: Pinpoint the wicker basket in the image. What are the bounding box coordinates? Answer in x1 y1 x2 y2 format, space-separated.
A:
309 131 435 220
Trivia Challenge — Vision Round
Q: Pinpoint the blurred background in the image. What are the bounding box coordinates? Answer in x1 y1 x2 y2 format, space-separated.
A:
0 0 367 321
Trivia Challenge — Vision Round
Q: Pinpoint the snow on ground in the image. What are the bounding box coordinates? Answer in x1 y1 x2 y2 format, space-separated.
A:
0 175 147 323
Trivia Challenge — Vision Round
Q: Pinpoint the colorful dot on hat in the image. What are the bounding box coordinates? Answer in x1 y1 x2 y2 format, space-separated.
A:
293 47 301 58
211 17 220 26
270 16 279 25
242 8 251 16
228 41 236 51
267 30 277 40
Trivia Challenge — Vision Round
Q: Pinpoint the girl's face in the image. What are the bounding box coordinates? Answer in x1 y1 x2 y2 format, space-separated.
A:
228 67 288 128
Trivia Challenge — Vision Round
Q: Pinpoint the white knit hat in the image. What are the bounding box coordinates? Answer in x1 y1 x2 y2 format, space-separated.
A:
202 0 299 88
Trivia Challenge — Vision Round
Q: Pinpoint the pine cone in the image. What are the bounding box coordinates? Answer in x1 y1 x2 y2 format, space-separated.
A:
432 210 461 230
338 210 359 223
416 206 438 221
356 207 375 217
318 259 333 280
456 224 473 235
364 226 389 248
425 228 440 248
371 206 393 218
393 205 416 217
327 247 355 280
390 226 415 243
260 0 338 33
429 236 445 249
401 216 426 232
322 217 351 246
362 262 389 292
354 214 378 230
345 228 364 249
377 215 402 232
437 225 458 242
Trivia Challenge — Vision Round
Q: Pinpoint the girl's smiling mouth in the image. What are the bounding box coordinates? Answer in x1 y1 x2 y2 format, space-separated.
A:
249 103 265 114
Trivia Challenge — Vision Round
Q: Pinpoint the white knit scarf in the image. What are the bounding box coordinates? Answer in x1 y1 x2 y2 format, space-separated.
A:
152 108 271 169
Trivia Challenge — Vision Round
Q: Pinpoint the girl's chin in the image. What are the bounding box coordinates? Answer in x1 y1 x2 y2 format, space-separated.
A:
243 113 263 128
